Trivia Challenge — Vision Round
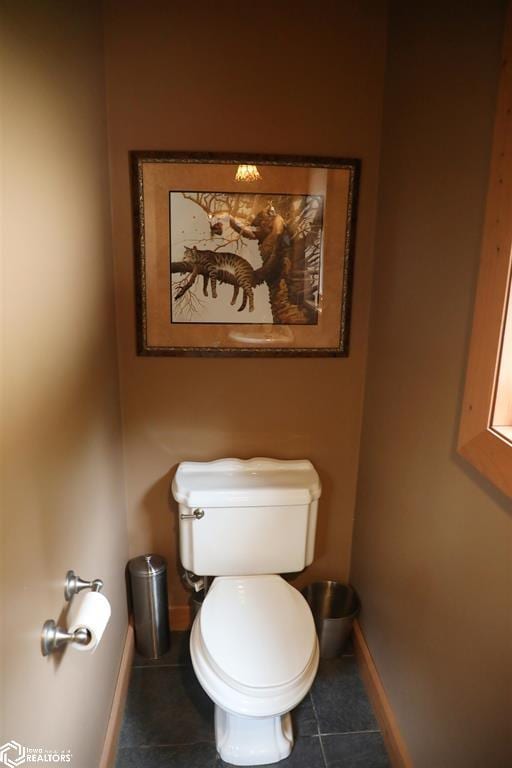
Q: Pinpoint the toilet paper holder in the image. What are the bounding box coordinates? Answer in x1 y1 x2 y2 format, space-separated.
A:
64 569 103 601
41 570 104 656
41 620 92 656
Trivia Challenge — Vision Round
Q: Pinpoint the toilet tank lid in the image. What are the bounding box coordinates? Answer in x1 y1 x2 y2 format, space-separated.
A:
172 458 321 508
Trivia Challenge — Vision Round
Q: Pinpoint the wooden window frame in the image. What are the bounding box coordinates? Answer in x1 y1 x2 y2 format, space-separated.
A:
458 5 512 498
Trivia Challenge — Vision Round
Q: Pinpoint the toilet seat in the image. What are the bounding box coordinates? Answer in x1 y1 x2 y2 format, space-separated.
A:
200 575 316 689
190 575 319 718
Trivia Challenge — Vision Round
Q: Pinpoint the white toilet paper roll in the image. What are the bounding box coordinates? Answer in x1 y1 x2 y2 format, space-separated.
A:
68 591 111 653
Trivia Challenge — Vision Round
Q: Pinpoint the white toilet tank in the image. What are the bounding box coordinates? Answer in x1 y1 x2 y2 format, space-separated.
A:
172 458 321 576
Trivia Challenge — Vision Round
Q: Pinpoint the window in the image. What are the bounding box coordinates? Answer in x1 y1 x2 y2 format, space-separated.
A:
458 10 512 497
492 272 512 443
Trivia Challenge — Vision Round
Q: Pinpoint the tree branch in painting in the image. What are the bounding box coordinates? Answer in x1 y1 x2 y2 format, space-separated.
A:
171 192 323 324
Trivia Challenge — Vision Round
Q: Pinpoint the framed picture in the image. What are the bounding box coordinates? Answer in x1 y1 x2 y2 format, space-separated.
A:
131 152 360 356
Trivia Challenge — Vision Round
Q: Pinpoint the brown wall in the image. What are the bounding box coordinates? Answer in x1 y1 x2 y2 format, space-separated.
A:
103 0 388 606
351 2 512 766
0 3 128 765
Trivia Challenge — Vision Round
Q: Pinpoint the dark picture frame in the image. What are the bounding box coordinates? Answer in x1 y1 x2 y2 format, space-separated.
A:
131 152 360 357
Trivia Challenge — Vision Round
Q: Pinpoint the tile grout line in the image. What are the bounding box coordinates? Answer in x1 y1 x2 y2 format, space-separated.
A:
319 728 382 737
309 692 329 768
119 739 216 749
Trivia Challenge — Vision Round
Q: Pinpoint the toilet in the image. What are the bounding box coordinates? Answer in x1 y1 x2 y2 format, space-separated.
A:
172 458 321 766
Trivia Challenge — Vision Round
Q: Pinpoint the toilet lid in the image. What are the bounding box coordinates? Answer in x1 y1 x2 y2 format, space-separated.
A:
199 575 316 689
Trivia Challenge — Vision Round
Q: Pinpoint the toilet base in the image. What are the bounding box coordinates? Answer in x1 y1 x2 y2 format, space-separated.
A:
214 705 293 766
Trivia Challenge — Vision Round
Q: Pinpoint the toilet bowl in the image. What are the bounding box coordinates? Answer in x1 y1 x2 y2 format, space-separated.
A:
172 457 322 765
190 575 319 766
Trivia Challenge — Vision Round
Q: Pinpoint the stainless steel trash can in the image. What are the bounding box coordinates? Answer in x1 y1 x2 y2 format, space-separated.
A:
128 554 170 659
302 581 360 658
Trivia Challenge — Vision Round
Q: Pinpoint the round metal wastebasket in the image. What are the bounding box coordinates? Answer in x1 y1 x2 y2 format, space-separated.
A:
128 554 170 659
302 581 360 658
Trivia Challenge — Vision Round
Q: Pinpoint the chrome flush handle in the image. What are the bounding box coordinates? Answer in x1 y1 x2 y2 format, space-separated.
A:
180 508 205 520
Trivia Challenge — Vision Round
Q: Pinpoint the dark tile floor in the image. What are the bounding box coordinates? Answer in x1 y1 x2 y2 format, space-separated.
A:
115 632 390 768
